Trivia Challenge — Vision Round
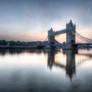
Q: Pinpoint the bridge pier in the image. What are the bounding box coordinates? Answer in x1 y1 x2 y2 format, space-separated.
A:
65 20 76 49
48 28 55 48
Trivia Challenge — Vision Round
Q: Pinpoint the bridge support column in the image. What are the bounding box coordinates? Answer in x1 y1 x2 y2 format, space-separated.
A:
65 20 76 49
48 28 55 47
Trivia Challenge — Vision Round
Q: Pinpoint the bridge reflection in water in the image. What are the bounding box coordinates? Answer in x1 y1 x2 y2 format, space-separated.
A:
0 48 90 81
0 48 91 81
47 49 77 80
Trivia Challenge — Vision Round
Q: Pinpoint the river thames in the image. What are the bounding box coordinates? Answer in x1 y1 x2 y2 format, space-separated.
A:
0 49 92 92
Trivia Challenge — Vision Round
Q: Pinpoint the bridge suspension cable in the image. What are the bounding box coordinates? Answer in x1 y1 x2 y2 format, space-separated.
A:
76 32 92 43
71 29 92 43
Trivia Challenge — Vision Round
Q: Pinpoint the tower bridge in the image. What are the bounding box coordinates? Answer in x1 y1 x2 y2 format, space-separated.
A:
47 20 92 49
48 20 76 49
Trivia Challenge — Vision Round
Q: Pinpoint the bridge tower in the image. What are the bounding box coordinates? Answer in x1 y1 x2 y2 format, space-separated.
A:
48 28 55 45
66 20 76 49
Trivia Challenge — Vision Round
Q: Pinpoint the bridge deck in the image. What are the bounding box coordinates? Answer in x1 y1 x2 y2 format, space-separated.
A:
76 43 92 45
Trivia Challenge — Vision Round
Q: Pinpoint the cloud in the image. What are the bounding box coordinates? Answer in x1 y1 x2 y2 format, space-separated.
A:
0 0 92 41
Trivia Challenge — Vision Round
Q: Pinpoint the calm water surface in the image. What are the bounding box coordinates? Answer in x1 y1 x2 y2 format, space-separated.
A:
0 49 92 92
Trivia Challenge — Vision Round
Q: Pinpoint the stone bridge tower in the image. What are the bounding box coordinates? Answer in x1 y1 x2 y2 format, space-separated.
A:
66 20 76 49
48 28 55 45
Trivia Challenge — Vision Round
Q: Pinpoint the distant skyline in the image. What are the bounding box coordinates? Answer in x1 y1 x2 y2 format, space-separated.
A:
0 0 92 42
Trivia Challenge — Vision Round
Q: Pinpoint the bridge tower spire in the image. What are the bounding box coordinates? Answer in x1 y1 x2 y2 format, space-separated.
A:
66 20 76 49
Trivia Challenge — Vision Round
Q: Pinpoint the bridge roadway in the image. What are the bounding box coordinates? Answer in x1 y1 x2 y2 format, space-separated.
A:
74 43 92 48
76 43 92 45
61 43 92 49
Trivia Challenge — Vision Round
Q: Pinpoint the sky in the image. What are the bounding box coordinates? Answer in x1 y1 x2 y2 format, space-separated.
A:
0 0 92 42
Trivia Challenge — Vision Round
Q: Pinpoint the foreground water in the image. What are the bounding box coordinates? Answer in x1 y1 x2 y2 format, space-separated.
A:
0 49 92 92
